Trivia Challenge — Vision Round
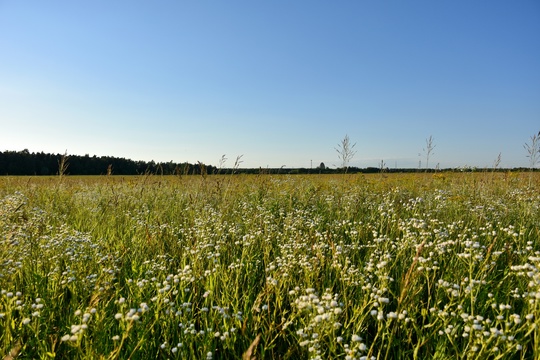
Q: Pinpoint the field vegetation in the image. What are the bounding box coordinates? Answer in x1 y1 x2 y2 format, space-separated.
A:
0 172 539 359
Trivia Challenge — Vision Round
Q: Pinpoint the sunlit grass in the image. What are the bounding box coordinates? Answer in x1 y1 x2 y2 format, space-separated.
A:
0 172 538 359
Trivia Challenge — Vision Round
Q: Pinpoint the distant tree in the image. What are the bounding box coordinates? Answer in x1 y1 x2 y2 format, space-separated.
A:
319 162 326 170
335 134 357 173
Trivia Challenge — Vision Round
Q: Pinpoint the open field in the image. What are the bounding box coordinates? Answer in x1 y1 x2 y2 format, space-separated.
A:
1 172 539 359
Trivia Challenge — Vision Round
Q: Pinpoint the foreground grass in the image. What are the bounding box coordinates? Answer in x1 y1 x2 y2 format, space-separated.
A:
0 172 539 359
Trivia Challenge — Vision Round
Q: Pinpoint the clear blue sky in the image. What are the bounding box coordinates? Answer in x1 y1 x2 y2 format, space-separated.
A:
1 1 539 169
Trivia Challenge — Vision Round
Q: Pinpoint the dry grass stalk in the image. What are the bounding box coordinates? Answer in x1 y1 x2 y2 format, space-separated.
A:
242 334 261 360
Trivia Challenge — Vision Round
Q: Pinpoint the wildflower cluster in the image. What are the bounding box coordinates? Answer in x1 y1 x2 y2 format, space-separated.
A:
0 173 538 358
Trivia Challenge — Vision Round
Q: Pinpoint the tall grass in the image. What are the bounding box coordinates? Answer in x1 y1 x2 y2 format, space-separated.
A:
0 173 539 359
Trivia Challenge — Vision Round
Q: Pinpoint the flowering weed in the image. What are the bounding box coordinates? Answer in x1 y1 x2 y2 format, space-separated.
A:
0 173 538 358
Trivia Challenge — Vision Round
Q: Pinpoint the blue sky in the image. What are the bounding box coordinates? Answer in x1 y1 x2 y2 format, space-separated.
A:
1 1 539 169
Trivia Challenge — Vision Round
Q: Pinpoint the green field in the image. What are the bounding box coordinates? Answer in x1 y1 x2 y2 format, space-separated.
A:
1 173 539 359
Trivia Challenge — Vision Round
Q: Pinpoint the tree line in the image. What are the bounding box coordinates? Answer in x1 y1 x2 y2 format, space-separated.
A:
0 150 212 176
0 149 534 176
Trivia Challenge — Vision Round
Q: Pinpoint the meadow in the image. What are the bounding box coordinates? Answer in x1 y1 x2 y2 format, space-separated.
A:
0 172 539 359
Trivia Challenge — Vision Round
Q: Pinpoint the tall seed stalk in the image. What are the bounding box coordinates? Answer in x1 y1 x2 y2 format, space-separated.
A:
335 134 357 173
